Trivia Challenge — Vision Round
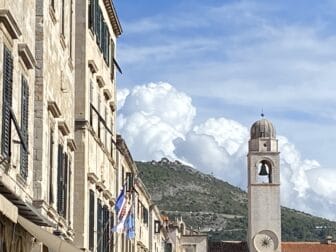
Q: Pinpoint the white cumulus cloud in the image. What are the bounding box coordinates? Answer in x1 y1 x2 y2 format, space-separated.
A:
117 82 196 160
117 82 336 220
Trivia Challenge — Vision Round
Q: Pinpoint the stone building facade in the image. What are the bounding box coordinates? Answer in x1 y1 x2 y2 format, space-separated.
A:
0 1 204 252
0 0 39 250
33 0 76 243
72 0 121 251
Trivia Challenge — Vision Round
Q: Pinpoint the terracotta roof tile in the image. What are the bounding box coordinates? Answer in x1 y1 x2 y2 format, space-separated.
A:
282 242 336 252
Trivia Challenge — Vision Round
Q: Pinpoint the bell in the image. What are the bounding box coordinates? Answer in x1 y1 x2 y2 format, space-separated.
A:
259 162 269 176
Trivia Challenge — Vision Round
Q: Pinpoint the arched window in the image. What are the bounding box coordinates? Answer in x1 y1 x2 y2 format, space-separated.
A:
256 160 272 184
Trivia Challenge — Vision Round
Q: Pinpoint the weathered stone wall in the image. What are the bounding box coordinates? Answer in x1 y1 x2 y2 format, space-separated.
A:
73 0 119 249
33 0 75 236
0 0 36 202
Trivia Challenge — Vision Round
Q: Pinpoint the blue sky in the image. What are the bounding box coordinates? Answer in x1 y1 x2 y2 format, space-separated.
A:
114 1 336 219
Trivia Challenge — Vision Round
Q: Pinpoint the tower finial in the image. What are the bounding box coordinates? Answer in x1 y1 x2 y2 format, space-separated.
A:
261 108 264 118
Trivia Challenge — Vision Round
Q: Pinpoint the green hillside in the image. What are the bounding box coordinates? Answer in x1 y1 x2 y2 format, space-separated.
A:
136 158 336 242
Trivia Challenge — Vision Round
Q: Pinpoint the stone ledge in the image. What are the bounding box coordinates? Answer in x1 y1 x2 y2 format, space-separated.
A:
87 172 99 184
103 88 112 100
96 75 106 88
109 101 116 112
18 43 36 70
96 181 106 192
58 120 70 136
88 60 98 73
67 138 77 152
0 9 22 39
48 101 62 118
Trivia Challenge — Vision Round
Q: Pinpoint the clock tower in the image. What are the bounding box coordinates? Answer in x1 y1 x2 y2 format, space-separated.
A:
247 117 281 252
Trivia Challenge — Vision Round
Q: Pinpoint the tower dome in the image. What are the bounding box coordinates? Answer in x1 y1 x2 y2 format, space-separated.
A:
250 118 276 139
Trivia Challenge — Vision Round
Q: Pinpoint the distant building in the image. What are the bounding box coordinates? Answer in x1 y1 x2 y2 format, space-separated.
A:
165 217 208 252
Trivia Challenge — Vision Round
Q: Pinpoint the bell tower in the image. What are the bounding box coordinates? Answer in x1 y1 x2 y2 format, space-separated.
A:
247 117 281 252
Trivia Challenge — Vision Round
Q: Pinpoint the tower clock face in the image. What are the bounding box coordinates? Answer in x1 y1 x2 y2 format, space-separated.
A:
253 231 278 252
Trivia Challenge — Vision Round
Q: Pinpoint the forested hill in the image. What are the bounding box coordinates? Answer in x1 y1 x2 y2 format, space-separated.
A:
136 158 336 242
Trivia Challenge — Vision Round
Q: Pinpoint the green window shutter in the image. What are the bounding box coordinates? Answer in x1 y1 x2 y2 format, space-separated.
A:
101 21 106 56
96 5 101 46
88 0 94 31
1 47 13 159
89 190 95 251
97 199 103 252
103 206 109 252
63 152 68 218
49 129 54 204
57 144 64 215
20 76 29 179
109 212 114 251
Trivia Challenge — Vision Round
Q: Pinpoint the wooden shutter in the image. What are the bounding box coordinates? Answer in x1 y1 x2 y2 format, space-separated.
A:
57 144 64 215
63 153 68 218
67 156 72 224
97 199 103 252
126 172 133 192
20 76 29 179
103 206 109 252
88 0 94 31
49 129 54 204
95 1 100 45
89 190 95 251
61 0 65 36
109 212 114 252
110 40 115 79
143 207 148 225
101 21 106 57
1 47 13 159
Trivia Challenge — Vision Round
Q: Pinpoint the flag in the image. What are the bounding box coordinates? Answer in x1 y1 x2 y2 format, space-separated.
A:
125 199 135 239
115 188 126 219
125 211 135 240
112 188 129 233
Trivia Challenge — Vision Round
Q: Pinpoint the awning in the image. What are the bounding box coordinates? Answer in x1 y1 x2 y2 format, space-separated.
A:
18 216 82 252
0 193 18 223
0 181 54 226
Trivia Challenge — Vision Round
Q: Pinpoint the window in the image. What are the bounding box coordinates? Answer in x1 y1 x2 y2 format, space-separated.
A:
20 76 29 179
104 107 108 146
109 212 114 251
110 40 115 79
69 0 73 58
49 128 54 204
143 207 148 225
61 0 65 36
56 145 70 218
110 118 113 156
1 47 13 159
51 0 55 11
154 220 161 234
102 206 109 252
126 172 133 192
88 0 111 66
89 190 95 251
97 95 101 139
88 0 94 31
57 144 65 215
95 2 101 46
97 199 103 252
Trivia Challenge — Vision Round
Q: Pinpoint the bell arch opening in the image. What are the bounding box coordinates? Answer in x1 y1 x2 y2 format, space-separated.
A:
256 160 272 184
